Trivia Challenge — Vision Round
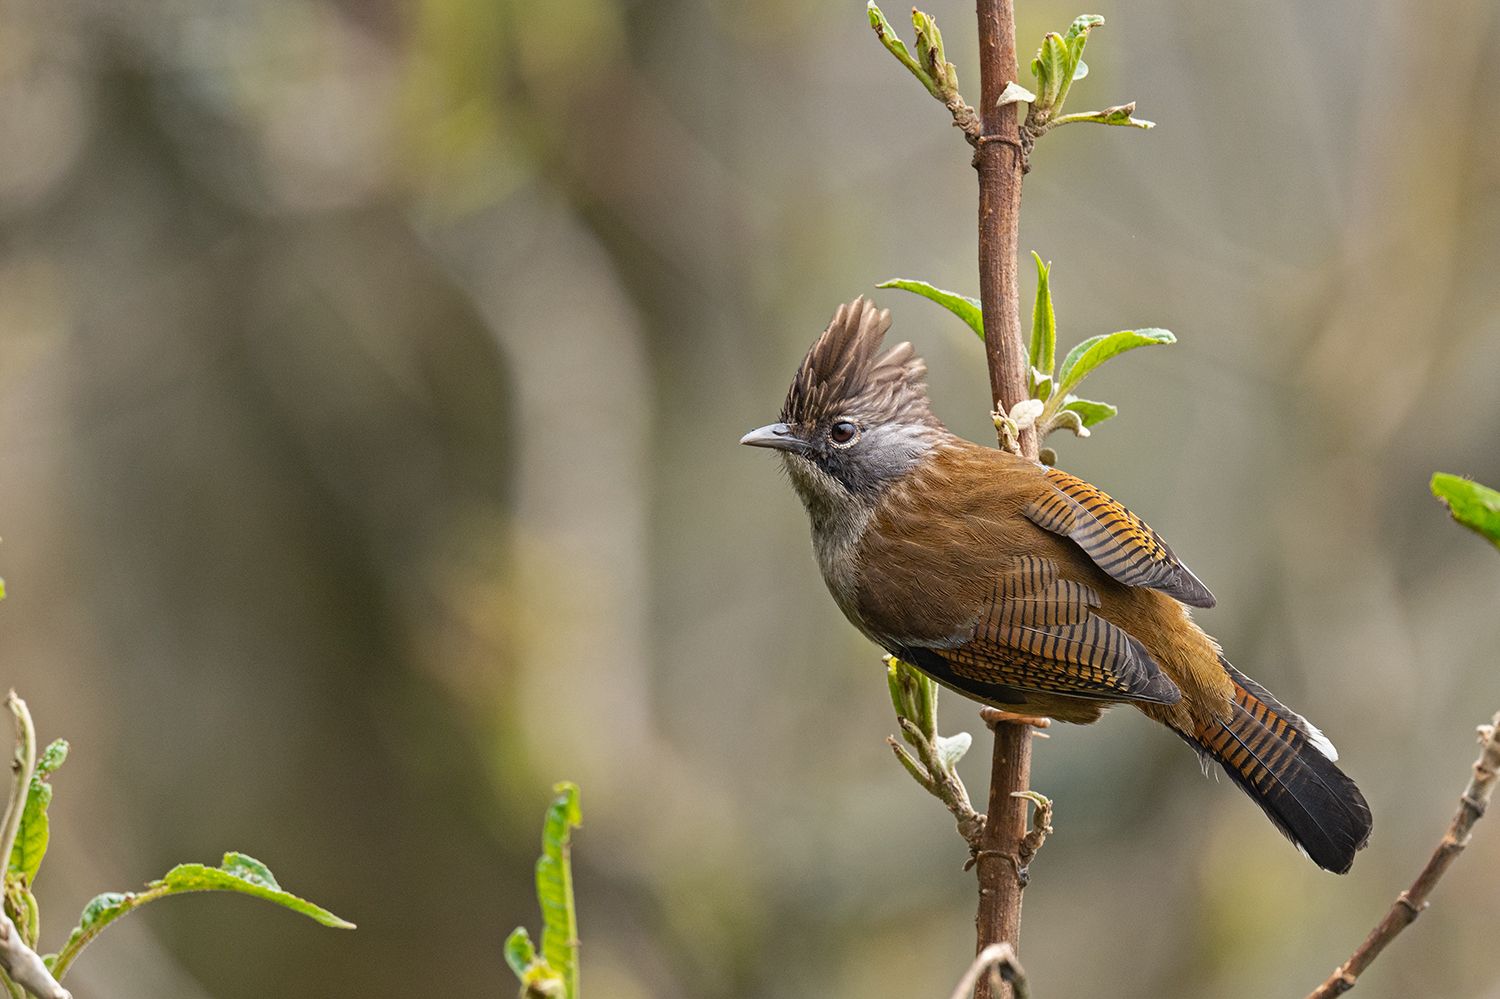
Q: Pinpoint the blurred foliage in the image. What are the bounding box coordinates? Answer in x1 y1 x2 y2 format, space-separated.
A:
506 782 583 999
0 0 1497 997
1431 474 1500 550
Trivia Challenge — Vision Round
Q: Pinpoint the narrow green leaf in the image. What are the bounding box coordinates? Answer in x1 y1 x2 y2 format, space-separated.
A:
1061 396 1118 428
1028 252 1056 380
9 740 65 884
1431 474 1500 549
1039 33 1068 108
155 852 355 928
506 927 539 979
876 279 983 339
49 891 131 978
1056 328 1175 395
537 783 582 999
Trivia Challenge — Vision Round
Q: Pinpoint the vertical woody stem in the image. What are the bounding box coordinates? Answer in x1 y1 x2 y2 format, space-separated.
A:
972 2 1035 998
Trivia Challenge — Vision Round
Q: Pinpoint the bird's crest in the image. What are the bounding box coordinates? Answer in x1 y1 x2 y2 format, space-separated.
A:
781 297 938 428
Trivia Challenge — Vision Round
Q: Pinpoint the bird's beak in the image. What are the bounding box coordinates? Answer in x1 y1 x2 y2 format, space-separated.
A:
739 422 809 454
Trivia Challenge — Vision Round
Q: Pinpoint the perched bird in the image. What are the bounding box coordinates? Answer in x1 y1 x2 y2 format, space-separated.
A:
741 297 1372 873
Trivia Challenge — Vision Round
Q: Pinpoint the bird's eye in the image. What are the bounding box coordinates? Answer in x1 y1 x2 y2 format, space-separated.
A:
829 420 859 446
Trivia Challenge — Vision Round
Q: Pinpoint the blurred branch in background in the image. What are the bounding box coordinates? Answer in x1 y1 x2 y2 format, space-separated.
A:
1306 477 1500 997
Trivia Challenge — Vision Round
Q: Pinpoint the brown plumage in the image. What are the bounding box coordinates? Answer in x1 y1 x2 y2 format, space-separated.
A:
742 297 1372 873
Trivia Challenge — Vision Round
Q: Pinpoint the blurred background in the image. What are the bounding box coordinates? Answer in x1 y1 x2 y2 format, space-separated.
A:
1 0 1498 996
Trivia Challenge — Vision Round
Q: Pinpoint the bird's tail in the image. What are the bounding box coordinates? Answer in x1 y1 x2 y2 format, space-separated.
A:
1181 661 1372 873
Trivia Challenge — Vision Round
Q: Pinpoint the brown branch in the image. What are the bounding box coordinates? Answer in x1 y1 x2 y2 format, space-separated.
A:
1305 711 1500 999
970 2 1038 998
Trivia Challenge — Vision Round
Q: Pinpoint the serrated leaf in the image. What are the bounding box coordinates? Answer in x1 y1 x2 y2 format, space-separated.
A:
1431 474 1500 549
153 852 354 928
1062 396 1118 427
876 279 983 339
536 783 582 999
1028 252 1056 380
1056 328 1175 395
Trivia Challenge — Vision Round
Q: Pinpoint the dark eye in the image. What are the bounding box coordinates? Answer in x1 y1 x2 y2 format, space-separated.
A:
829 420 858 445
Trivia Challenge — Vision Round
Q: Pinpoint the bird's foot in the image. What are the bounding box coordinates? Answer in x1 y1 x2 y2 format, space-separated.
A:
980 707 1052 730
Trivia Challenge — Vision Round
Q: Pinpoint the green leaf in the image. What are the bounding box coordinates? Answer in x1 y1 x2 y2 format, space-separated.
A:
155 852 355 928
1028 252 1056 380
1038 33 1069 108
867 2 941 100
1061 396 1118 428
537 783 582 999
1056 328 1175 395
0 578 6 601
876 279 984 339
9 740 66 884
50 852 354 981
1431 474 1500 549
506 927 539 979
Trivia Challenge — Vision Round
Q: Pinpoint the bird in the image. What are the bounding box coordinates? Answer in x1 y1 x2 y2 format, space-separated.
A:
741 296 1372 873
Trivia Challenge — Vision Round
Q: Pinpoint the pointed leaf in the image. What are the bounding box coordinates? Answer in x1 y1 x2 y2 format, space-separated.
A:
1028 252 1056 379
1061 397 1118 428
867 1 941 99
876 279 983 339
155 853 355 927
1056 329 1175 395
1048 408 1091 438
1431 474 1500 549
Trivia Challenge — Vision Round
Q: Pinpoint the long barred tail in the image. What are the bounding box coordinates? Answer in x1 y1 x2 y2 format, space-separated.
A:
1183 661 1373 874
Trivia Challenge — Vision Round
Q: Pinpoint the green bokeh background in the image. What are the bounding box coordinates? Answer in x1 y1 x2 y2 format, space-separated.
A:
1 1 1498 996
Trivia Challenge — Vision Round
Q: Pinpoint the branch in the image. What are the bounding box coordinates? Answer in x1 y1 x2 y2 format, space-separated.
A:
0 695 69 999
948 943 1030 999
972 1 1038 996
1306 711 1500 998
885 658 986 849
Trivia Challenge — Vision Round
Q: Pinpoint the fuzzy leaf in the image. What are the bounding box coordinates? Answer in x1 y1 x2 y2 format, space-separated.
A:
935 732 972 770
1028 252 1056 379
1049 408 1091 438
1038 33 1069 107
867 2 941 99
877 279 984 340
997 81 1036 106
1031 369 1054 403
1056 329 1175 395
1431 474 1500 549
1062 396 1118 428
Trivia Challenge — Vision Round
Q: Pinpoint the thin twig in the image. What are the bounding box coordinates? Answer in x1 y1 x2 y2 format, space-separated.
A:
1305 711 1500 999
887 721 986 848
0 695 69 999
948 943 1030 999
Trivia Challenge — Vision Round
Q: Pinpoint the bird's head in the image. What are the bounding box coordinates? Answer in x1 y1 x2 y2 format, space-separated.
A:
741 297 947 516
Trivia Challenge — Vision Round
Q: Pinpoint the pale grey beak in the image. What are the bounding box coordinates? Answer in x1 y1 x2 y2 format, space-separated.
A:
739 422 810 454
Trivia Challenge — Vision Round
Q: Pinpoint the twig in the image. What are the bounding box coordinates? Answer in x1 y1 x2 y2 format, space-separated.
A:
0 914 67 999
887 721 986 849
0 694 35 885
0 694 69 999
1305 711 1500 998
948 943 1030 999
971 1 1037 996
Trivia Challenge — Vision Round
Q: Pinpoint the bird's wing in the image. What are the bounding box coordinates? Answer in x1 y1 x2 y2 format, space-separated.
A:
1023 467 1216 608
924 555 1182 704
